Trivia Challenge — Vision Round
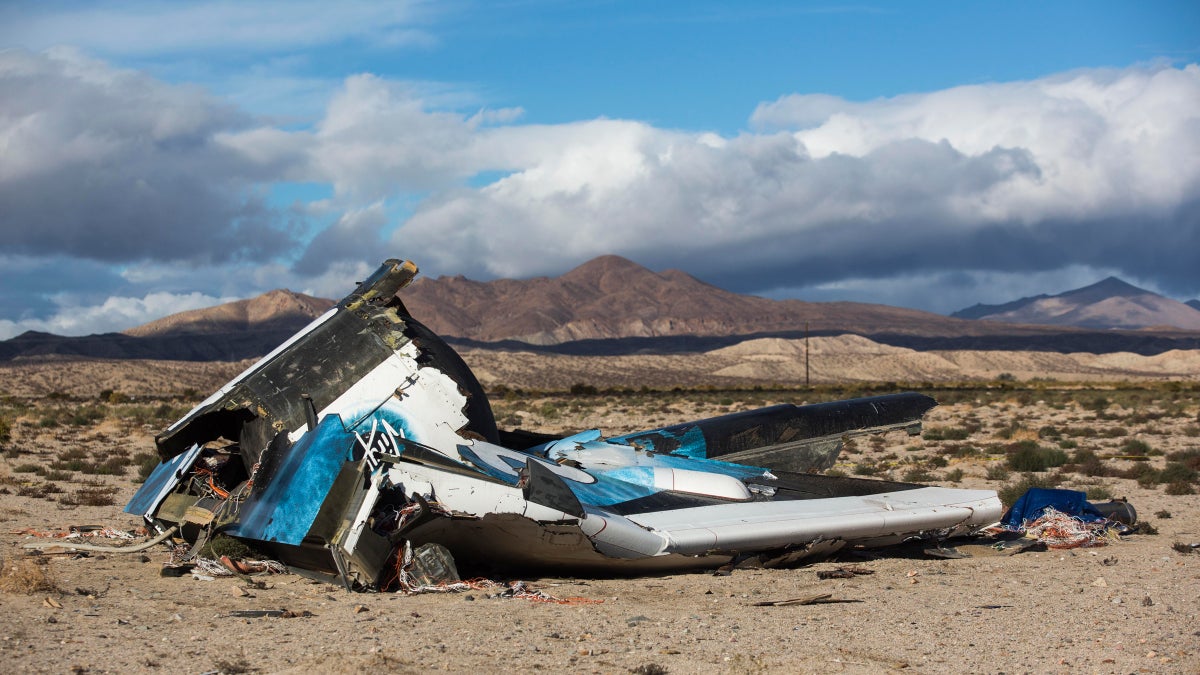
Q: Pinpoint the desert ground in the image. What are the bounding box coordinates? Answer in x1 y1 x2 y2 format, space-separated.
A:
1 350 1198 674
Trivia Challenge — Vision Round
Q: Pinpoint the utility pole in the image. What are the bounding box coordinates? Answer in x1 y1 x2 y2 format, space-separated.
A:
805 321 810 388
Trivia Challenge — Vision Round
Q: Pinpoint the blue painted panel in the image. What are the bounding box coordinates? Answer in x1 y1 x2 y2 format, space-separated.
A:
124 444 204 518
227 415 357 545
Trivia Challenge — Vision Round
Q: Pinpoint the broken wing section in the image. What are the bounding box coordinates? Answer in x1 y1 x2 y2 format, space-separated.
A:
609 393 936 472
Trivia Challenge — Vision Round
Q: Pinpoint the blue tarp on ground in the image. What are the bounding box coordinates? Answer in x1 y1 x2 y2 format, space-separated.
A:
999 487 1106 529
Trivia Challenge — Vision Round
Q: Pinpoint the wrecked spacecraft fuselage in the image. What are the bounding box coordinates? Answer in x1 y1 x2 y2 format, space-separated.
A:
127 259 1002 589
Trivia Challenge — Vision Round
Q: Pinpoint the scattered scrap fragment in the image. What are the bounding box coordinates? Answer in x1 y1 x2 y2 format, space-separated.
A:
816 567 874 579
750 593 860 606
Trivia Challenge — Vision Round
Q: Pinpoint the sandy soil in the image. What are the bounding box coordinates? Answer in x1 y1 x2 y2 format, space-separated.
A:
1 358 1199 674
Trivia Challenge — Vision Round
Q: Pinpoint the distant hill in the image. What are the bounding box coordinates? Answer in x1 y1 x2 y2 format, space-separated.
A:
1188 299 1200 312
123 289 333 337
952 277 1200 331
0 290 332 362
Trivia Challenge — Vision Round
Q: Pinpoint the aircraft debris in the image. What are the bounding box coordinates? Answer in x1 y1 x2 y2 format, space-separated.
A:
125 258 1003 590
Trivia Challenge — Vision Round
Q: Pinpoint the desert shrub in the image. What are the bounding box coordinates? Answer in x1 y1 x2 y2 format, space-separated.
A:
79 457 127 476
923 426 971 441
0 417 10 443
1084 484 1114 500
0 556 60 594
824 468 847 478
944 468 965 483
1064 448 1109 477
1006 444 1068 472
569 383 598 396
1158 462 1198 485
61 486 117 506
985 464 1011 481
67 406 107 427
49 459 87 472
1058 439 1078 449
16 483 57 499
1119 438 1153 456
927 455 949 468
1165 448 1200 470
1165 481 1195 495
998 472 1064 506
12 463 40 473
1115 463 1160 484
852 462 881 476
902 467 936 483
1184 426 1200 438
134 453 161 483
951 444 982 458
1037 425 1061 439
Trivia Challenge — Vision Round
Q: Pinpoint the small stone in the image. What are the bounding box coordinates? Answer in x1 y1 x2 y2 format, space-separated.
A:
1092 577 1108 587
463 595 475 601
354 604 369 614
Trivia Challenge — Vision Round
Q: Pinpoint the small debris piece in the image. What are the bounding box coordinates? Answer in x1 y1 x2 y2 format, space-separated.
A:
279 610 314 618
353 604 369 614
818 569 855 580
1141 596 1154 607
228 609 312 618
923 545 970 559
1171 542 1197 555
160 564 194 578
751 593 861 606
43 597 62 609
1092 577 1108 588
1101 557 1118 567
817 567 875 580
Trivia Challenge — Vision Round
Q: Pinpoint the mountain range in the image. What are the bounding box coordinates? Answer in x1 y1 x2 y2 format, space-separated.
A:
2 257 1199 362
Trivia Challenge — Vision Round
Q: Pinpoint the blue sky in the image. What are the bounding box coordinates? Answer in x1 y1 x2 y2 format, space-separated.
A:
1 1 1198 338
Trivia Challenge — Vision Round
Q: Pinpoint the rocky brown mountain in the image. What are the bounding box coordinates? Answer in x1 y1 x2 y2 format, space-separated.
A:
399 255 1003 344
123 289 333 337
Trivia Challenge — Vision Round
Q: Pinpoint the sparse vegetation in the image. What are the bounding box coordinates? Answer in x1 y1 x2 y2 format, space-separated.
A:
923 426 971 441
998 472 1064 506
1005 441 1068 472
0 556 60 594
985 463 1011 481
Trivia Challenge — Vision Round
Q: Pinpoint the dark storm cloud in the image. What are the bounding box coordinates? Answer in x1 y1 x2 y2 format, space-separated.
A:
0 48 300 265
